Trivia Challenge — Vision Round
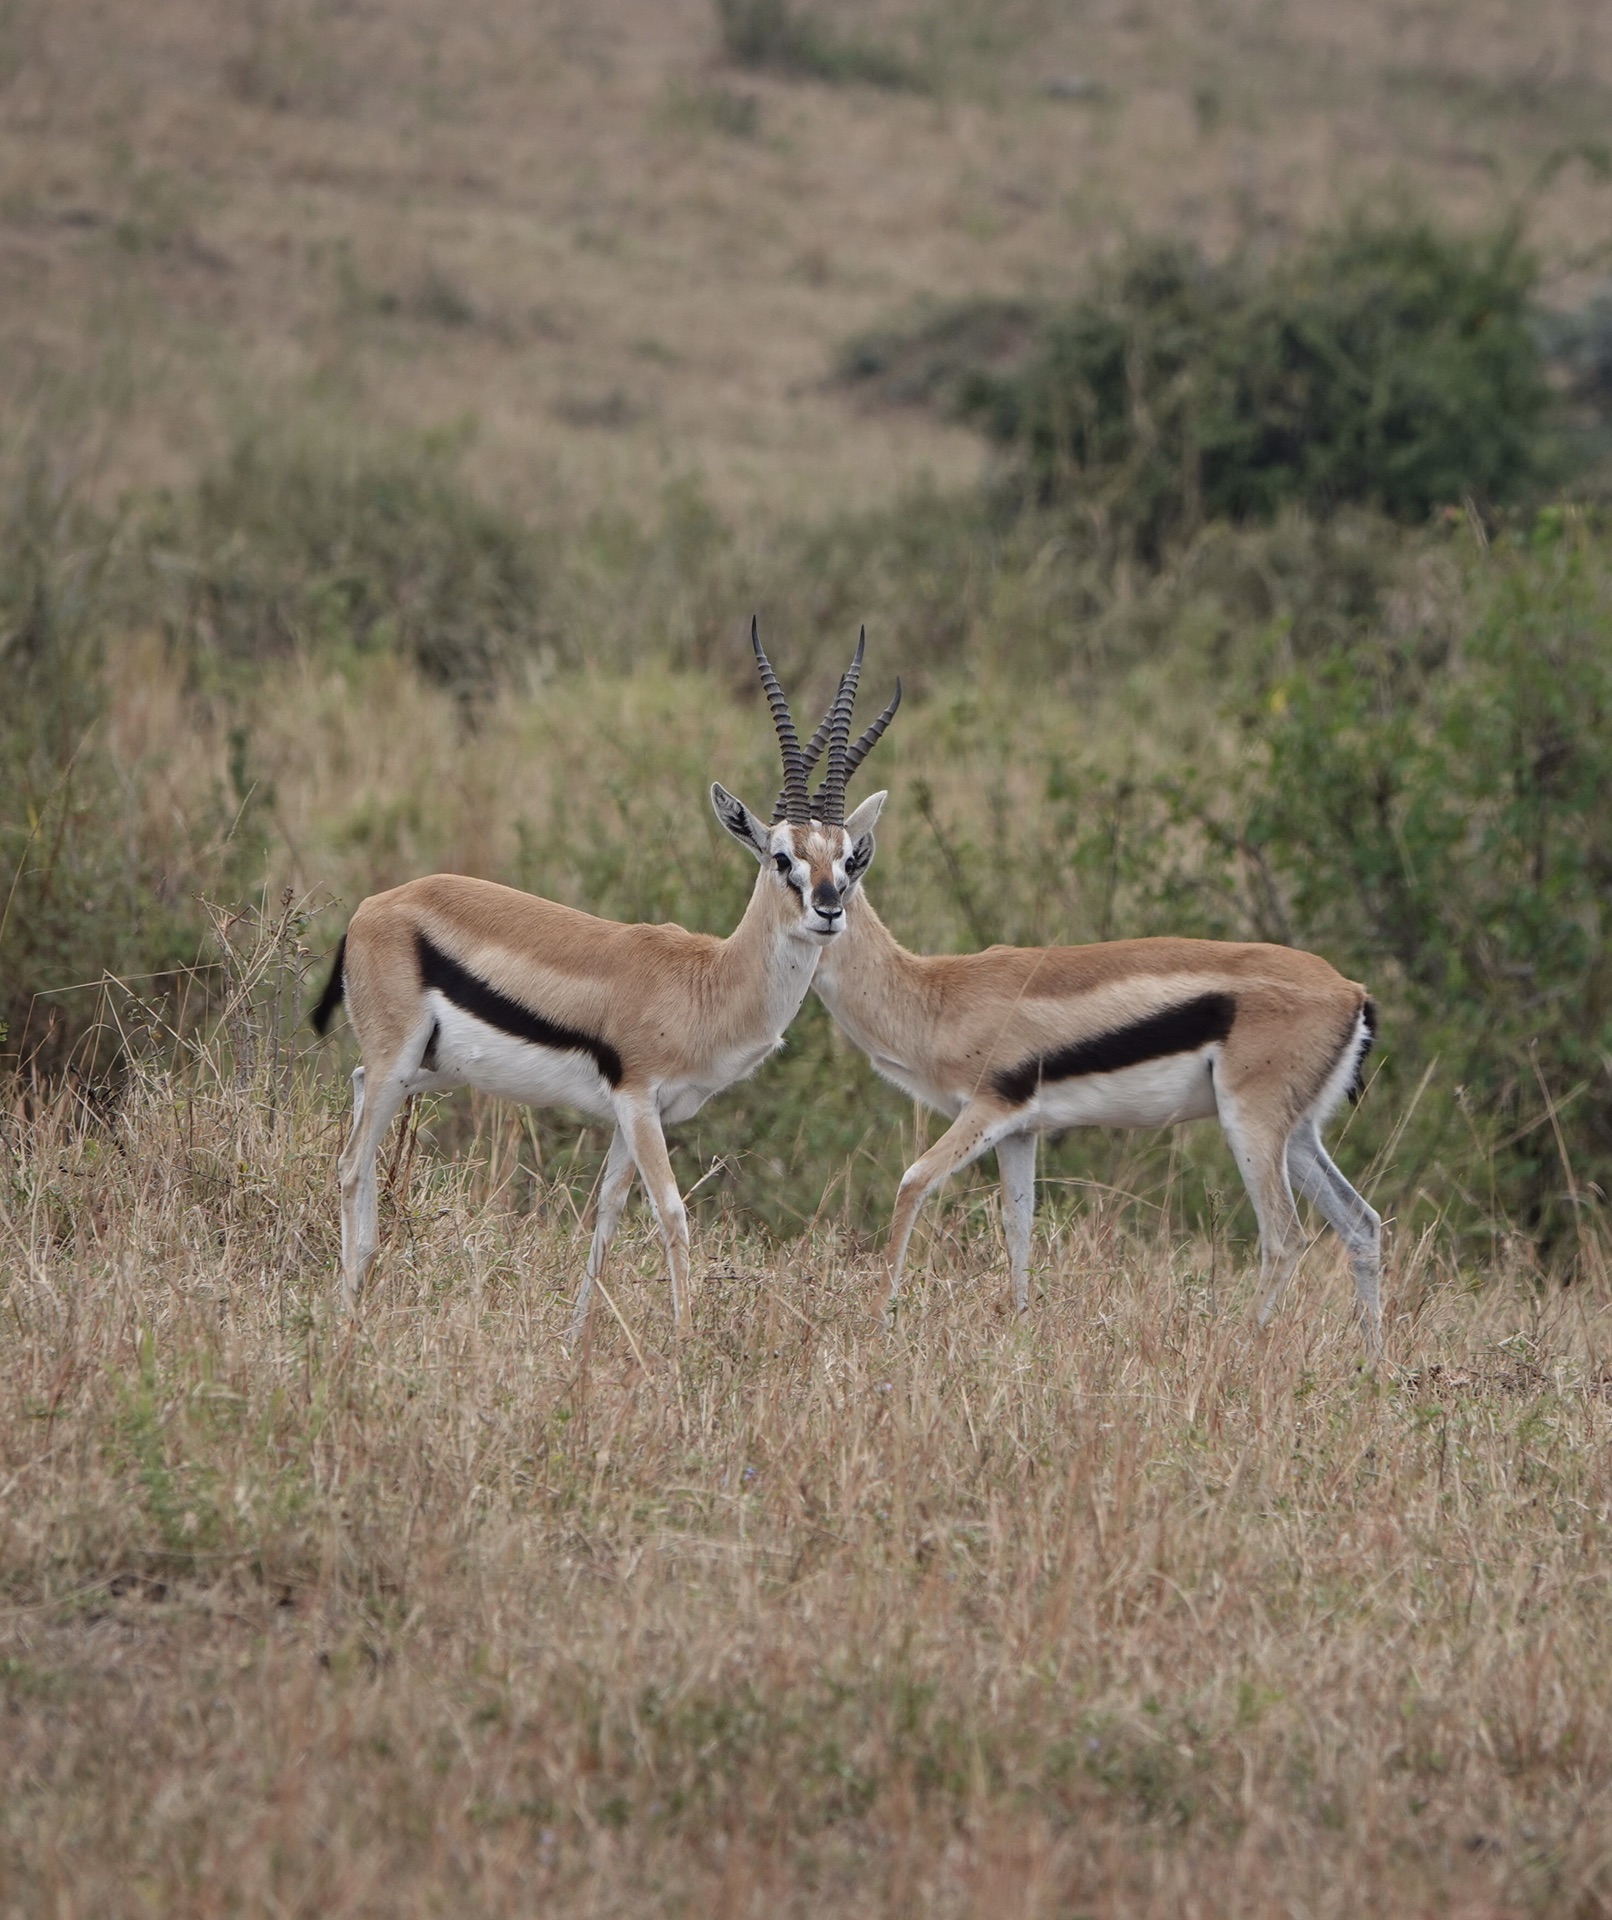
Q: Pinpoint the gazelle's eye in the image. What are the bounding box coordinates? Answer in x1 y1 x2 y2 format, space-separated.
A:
773 852 792 875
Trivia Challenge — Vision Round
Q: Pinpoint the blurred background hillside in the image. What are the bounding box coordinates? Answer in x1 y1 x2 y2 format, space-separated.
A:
5 0 1612 1260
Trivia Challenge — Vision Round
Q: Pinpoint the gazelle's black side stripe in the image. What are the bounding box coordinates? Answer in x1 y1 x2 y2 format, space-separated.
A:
992 991 1236 1106
415 931 624 1086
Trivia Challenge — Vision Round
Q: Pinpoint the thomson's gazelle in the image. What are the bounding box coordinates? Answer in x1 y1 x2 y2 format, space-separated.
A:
807 677 1385 1356
311 623 894 1337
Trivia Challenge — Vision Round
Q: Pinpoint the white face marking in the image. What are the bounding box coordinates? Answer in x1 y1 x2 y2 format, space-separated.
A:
770 822 857 943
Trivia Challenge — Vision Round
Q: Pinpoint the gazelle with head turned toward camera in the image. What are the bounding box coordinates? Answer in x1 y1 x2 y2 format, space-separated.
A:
310 621 894 1340
806 668 1384 1358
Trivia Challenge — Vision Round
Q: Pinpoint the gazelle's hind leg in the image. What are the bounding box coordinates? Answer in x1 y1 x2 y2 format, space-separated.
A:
1215 1094 1305 1333
885 1098 1021 1320
1288 1119 1383 1359
568 1124 637 1345
336 1057 413 1308
995 1132 1038 1313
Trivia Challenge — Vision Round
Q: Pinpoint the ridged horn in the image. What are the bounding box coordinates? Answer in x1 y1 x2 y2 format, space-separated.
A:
812 627 865 825
772 696 837 824
751 616 810 825
841 676 902 784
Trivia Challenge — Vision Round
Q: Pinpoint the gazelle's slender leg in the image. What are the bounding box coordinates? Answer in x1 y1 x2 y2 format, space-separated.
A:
1215 1095 1305 1332
885 1098 1020 1319
996 1132 1038 1313
618 1095 691 1334
569 1125 637 1345
1288 1120 1384 1359
337 1059 412 1307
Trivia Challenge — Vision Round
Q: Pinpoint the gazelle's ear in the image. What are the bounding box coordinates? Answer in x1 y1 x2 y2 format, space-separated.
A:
845 791 886 838
711 783 771 862
844 788 886 883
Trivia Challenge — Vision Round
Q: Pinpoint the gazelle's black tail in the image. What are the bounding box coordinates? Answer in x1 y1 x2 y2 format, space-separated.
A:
1346 996 1378 1105
310 934 347 1037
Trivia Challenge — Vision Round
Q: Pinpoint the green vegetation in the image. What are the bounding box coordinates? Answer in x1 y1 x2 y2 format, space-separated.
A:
1044 515 1612 1253
5 212 1612 1264
843 217 1553 558
714 0 924 91
148 432 556 697
0 458 221 1076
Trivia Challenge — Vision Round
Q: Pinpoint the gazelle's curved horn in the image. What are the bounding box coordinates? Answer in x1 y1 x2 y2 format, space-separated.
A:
751 616 810 825
812 628 865 826
840 676 902 785
772 691 839 823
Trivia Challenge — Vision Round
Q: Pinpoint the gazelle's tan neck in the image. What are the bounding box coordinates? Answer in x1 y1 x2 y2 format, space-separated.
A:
704 862 824 1036
811 890 934 1068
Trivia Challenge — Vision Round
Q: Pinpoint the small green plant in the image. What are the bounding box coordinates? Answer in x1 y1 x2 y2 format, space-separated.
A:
662 79 762 139
714 0 923 91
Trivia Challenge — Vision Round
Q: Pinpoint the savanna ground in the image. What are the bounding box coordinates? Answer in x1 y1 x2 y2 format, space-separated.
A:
6 0 1612 1913
6 1030 1612 1917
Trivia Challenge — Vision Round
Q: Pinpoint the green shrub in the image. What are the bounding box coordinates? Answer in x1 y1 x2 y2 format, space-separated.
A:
1239 514 1612 1249
0 458 222 1075
144 434 556 699
845 218 1551 562
1021 513 1612 1254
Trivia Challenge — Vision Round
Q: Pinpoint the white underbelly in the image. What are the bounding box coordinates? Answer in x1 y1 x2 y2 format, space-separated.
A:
411 996 617 1121
870 1053 965 1117
660 1082 718 1125
1019 1050 1220 1130
658 1037 781 1125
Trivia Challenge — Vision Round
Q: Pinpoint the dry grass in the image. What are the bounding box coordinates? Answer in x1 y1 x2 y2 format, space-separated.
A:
3 0 1610 523
4 1006 1612 1915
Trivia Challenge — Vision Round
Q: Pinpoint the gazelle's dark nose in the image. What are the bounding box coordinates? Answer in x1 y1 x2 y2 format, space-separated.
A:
811 880 843 919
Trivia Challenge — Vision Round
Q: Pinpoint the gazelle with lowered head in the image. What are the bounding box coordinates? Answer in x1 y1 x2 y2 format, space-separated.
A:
805 660 1385 1358
310 621 894 1340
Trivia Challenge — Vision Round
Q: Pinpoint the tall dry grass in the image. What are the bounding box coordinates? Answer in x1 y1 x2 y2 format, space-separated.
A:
4 948 1611 1916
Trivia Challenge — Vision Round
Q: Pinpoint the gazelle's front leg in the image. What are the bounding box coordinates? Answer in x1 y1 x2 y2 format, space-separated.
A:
568 1125 637 1345
885 1098 1020 1320
617 1093 692 1335
995 1132 1038 1313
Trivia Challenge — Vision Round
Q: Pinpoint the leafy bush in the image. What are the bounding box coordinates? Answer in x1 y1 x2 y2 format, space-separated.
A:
714 0 923 90
1016 513 1612 1253
144 434 556 699
0 459 225 1075
845 218 1551 561
1239 513 1612 1249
